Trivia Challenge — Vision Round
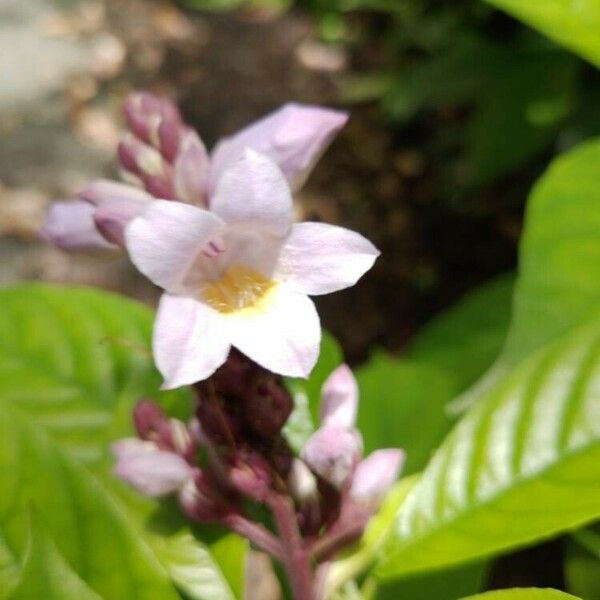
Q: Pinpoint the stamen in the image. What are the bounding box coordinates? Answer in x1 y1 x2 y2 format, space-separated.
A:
202 265 274 313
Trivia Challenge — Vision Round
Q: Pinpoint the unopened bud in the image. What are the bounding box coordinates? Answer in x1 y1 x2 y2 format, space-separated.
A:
350 449 404 504
174 130 209 206
111 438 193 497
301 426 362 489
179 470 231 523
228 448 271 502
320 364 358 429
133 400 165 439
158 119 181 162
195 395 241 444
132 400 195 458
41 200 115 251
242 377 293 439
92 196 148 246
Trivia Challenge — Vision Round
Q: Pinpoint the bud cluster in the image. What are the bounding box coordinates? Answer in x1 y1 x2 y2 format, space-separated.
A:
118 92 207 205
112 355 403 598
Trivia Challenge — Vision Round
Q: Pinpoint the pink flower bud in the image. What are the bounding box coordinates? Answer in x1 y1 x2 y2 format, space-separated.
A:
133 400 165 439
111 438 193 497
320 364 358 429
158 119 181 162
41 201 116 251
350 449 404 503
139 173 175 199
301 426 362 489
228 448 272 502
174 130 209 206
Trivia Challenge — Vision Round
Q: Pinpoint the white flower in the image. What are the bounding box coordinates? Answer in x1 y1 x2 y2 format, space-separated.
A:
125 150 379 389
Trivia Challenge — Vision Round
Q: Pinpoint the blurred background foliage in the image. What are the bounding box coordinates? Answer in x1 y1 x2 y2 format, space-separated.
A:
182 0 600 192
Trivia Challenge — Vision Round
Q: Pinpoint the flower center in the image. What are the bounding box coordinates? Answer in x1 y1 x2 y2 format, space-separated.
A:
201 265 274 313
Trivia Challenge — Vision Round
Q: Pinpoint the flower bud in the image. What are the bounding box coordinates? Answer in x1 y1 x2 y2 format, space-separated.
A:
288 459 321 531
111 438 193 497
242 377 293 439
92 196 148 246
228 448 271 502
133 400 165 439
350 449 404 504
174 130 209 206
320 364 358 429
301 426 362 489
132 400 195 458
179 469 231 523
41 201 116 251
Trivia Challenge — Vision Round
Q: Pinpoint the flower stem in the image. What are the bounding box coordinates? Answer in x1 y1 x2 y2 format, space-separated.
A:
268 494 315 600
223 513 284 560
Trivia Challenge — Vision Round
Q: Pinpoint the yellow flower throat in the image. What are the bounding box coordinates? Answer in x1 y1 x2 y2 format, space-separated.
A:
202 265 274 313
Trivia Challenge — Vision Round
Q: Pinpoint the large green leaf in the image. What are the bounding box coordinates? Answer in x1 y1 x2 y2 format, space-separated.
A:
484 0 600 68
565 526 600 599
377 319 600 578
456 138 600 411
0 284 241 599
461 589 581 600
354 354 457 474
408 273 514 392
8 515 102 600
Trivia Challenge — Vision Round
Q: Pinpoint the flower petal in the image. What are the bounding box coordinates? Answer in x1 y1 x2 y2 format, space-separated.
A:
153 294 231 389
174 130 209 206
350 449 405 503
41 200 116 251
125 200 224 292
320 364 358 429
209 103 348 192
210 149 292 237
274 222 379 295
112 443 193 497
301 425 362 489
225 285 320 378
78 178 153 206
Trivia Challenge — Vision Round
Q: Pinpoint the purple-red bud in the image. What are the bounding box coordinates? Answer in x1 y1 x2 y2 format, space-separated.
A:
179 469 231 523
117 140 141 174
133 400 165 439
228 448 272 502
242 377 293 439
140 173 175 199
158 119 181 162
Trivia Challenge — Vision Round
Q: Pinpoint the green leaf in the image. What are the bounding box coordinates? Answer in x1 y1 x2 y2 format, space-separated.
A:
456 137 600 411
0 284 241 599
565 526 600 599
483 0 600 68
460 588 582 600
377 320 600 579
408 273 514 392
0 402 179 600
373 562 486 600
355 353 458 474
383 39 578 187
8 515 102 600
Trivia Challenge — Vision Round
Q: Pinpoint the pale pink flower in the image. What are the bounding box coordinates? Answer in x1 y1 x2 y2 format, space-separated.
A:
301 364 363 488
350 449 405 503
302 365 403 499
125 150 379 388
111 438 194 497
42 94 348 251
